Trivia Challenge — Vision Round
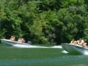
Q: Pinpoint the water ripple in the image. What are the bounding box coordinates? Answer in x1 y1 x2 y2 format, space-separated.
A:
0 56 88 65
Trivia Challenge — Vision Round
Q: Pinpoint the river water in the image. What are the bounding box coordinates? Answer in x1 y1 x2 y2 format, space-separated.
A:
0 44 88 66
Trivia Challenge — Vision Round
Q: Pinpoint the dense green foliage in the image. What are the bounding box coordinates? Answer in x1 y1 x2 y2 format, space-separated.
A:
0 0 88 44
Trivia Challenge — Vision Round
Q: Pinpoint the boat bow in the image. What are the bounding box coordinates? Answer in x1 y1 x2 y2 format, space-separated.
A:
61 43 88 55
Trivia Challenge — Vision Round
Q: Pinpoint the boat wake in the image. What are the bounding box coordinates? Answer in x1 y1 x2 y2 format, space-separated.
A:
13 44 62 48
13 44 48 48
50 45 62 48
62 50 68 54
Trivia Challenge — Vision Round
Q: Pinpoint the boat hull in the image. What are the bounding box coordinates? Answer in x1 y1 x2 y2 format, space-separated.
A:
1 39 16 46
1 39 29 46
61 43 88 55
0 39 48 48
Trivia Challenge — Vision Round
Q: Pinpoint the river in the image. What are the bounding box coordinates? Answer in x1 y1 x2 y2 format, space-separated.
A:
0 44 88 66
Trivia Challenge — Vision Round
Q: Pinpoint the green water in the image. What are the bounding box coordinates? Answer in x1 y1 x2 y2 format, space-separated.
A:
0 44 88 66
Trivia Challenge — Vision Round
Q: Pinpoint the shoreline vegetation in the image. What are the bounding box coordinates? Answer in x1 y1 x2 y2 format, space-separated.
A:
0 0 88 45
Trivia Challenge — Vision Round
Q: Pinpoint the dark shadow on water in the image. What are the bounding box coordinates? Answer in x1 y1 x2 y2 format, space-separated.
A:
61 51 83 55
65 53 82 55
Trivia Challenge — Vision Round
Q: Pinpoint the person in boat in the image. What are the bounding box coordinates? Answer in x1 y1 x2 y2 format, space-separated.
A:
70 39 77 44
18 38 25 43
21 38 25 43
77 38 87 48
77 38 84 45
10 36 15 41
82 42 87 48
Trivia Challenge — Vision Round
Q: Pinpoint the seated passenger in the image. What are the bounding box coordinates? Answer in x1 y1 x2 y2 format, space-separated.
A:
18 38 22 43
82 42 87 48
77 38 87 48
10 36 15 41
21 38 25 43
70 39 77 44
77 38 84 45
18 38 25 43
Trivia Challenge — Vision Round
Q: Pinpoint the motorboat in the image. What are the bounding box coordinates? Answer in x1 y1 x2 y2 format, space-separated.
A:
61 43 88 55
1 39 30 46
0 39 48 48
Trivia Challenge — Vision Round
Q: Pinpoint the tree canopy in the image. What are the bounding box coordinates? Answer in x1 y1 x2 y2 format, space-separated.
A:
0 0 88 44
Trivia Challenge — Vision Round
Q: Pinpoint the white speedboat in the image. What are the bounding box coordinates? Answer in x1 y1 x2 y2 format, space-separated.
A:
1 39 30 46
0 39 48 48
61 43 88 55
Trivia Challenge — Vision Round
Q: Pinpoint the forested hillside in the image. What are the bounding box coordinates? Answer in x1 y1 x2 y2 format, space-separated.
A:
0 0 88 44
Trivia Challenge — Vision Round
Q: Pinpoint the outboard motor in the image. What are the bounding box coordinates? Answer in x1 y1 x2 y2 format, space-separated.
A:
27 41 32 44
